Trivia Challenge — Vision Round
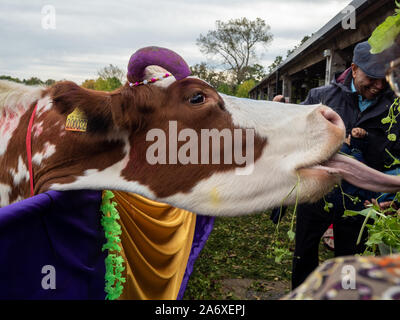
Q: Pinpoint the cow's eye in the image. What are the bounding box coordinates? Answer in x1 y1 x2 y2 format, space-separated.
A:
189 93 205 105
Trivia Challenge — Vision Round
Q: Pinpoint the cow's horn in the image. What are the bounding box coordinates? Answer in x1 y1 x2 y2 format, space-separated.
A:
127 46 191 83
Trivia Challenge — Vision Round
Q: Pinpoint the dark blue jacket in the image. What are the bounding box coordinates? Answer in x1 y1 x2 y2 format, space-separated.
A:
270 70 399 223
302 68 399 172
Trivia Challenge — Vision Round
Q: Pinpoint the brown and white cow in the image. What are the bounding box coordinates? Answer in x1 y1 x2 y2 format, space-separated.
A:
1 46 400 216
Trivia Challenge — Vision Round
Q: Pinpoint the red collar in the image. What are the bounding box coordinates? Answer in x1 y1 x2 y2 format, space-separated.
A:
26 103 38 197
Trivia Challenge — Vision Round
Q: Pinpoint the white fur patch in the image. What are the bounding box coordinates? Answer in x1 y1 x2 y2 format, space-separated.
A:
36 96 53 117
32 121 44 138
49 133 141 194
0 183 11 207
32 142 56 165
9 156 30 186
0 108 23 156
0 81 45 156
0 80 43 113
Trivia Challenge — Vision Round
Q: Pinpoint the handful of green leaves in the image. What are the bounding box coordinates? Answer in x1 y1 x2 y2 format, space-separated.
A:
368 1 400 54
344 195 400 254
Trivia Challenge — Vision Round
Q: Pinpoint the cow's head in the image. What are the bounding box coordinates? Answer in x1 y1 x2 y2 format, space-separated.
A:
3 46 399 215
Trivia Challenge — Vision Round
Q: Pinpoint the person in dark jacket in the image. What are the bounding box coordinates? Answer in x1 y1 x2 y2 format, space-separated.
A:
291 41 400 290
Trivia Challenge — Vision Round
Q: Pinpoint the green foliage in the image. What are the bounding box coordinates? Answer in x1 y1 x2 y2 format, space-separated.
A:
268 34 311 75
184 208 333 299
81 76 122 91
190 62 263 97
242 63 267 82
286 35 312 58
0 75 56 87
344 200 400 254
217 83 235 96
81 79 96 89
323 196 333 212
190 62 229 89
24 77 44 86
184 213 291 299
100 190 126 300
267 174 300 266
96 77 122 91
366 215 400 252
0 75 22 83
81 64 123 91
381 98 400 143
385 148 400 169
97 64 125 84
368 2 400 54
268 56 283 74
236 79 256 98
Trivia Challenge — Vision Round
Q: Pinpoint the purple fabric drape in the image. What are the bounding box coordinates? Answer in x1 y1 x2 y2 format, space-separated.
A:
0 190 214 300
177 215 215 300
0 190 106 300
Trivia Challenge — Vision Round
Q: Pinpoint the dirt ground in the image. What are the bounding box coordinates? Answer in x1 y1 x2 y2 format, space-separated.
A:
220 278 291 300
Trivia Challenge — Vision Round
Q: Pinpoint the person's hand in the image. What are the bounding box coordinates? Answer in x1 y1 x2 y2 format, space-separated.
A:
273 95 285 102
345 134 351 146
345 128 367 146
364 198 398 214
351 127 367 138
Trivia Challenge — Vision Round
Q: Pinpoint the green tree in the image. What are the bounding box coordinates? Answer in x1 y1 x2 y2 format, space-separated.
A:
243 63 267 82
45 79 56 86
235 79 256 98
105 77 122 91
23 77 44 86
97 64 125 84
268 55 283 74
0 75 22 83
217 83 235 96
81 79 96 89
190 62 229 89
197 17 273 86
286 35 311 58
82 77 122 92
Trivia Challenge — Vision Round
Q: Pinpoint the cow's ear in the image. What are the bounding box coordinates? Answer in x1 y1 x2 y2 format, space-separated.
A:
51 81 119 133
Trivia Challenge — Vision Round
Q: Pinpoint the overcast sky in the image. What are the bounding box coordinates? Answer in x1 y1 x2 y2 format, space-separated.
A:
0 0 353 84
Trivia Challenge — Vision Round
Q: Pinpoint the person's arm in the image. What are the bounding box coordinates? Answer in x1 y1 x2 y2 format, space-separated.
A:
301 88 321 105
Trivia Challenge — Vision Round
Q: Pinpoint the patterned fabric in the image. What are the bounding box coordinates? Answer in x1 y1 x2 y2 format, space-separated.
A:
283 255 400 300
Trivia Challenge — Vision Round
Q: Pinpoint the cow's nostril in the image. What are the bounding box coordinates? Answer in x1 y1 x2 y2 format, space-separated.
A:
318 107 345 131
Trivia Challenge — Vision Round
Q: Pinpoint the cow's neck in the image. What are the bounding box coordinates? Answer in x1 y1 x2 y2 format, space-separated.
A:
0 103 37 206
34 130 132 196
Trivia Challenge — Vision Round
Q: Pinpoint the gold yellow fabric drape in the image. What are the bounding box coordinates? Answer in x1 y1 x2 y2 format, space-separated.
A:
112 192 197 300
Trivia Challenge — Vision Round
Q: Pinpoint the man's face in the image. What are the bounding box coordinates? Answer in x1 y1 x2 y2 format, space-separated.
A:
351 63 386 100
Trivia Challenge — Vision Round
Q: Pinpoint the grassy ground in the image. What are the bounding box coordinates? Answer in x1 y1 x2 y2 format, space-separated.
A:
183 208 334 300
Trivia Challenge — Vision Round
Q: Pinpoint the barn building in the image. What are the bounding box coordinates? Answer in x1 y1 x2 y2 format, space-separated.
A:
249 0 397 103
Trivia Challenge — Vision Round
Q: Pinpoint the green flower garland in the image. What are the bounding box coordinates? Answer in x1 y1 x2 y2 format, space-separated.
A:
100 190 126 300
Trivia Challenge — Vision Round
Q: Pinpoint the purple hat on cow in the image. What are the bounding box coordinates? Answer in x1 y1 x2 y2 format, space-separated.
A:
127 46 191 86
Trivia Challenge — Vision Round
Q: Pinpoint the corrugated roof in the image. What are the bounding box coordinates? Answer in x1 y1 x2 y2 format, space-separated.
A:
250 0 371 93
